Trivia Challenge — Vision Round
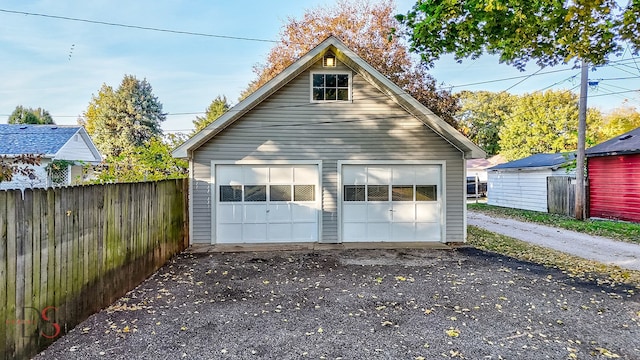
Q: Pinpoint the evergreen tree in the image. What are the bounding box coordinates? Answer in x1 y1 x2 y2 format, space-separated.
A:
82 75 165 157
192 95 230 133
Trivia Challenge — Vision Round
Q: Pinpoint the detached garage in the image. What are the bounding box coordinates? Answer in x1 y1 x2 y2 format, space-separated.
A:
173 36 485 245
586 127 640 222
487 153 575 212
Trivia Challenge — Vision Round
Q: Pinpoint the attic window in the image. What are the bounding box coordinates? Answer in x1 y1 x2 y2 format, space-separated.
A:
311 71 351 102
323 53 336 67
74 134 79 142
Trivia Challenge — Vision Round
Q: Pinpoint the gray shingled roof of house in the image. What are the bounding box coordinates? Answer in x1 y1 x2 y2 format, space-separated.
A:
586 127 640 157
489 152 576 170
0 124 80 156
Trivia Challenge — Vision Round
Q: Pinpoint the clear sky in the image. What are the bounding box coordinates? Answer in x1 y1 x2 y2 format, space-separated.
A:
1 0 639 134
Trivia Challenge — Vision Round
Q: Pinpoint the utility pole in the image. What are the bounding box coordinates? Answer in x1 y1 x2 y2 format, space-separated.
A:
575 60 588 220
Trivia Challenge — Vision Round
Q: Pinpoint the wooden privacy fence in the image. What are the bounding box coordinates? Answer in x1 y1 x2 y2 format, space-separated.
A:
0 179 189 360
547 176 590 218
547 176 575 216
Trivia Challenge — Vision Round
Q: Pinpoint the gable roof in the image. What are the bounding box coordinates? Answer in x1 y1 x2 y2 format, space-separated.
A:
0 124 102 160
586 126 640 157
173 36 485 159
489 152 576 171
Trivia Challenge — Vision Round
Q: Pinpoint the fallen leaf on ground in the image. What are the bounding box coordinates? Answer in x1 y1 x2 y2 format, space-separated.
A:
446 328 460 337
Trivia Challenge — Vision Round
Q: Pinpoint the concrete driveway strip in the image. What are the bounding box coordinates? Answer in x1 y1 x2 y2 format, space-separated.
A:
468 211 640 271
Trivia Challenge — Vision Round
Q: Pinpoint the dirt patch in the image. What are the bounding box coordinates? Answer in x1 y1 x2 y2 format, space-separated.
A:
35 248 639 359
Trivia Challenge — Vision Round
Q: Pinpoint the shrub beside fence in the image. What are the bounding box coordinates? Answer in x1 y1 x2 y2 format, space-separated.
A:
0 179 189 360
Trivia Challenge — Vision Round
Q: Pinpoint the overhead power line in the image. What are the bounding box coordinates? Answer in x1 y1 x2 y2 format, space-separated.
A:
0 8 277 43
442 67 575 89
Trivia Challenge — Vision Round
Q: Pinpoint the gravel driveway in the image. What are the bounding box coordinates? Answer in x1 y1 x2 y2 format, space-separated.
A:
36 248 639 359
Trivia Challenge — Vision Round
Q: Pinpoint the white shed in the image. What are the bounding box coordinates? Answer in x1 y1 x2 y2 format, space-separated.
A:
487 153 575 212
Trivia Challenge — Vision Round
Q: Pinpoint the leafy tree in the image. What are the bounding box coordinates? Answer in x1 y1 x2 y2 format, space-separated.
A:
456 91 516 156
498 90 603 160
397 0 639 219
82 75 165 157
0 154 42 183
597 105 640 141
192 95 230 133
241 0 460 127
396 0 640 70
92 137 187 183
8 106 55 124
163 132 189 150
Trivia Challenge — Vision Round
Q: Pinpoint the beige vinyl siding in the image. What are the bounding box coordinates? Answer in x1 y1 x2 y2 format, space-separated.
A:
191 60 466 243
191 161 212 242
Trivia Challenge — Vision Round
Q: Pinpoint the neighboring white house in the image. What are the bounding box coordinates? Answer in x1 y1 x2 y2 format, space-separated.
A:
173 36 485 246
466 154 506 183
487 153 576 212
0 124 102 190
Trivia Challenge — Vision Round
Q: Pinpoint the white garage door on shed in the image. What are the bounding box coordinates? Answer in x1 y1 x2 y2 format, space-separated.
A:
340 163 443 242
215 164 320 244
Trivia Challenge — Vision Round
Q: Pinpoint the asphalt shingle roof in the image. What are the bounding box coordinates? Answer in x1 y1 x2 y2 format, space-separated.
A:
586 127 640 156
0 124 80 155
489 152 576 170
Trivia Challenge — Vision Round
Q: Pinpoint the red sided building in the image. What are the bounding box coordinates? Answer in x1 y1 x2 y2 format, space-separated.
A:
586 127 640 222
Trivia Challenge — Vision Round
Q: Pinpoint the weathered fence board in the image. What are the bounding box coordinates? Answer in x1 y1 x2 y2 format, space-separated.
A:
0 179 188 360
0 192 7 356
547 176 576 216
6 191 17 357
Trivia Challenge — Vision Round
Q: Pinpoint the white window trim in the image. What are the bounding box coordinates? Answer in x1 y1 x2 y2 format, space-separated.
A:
310 70 352 103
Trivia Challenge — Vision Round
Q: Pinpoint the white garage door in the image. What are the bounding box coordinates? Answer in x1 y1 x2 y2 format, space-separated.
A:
341 164 442 242
215 164 320 243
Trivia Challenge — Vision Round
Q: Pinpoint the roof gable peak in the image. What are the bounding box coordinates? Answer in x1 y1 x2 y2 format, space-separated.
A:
172 36 485 159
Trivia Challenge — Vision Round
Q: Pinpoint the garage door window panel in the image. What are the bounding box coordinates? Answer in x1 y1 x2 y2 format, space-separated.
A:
392 185 413 201
344 185 365 201
245 185 267 202
294 185 315 201
270 185 292 202
367 185 389 201
416 185 437 201
220 185 242 202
